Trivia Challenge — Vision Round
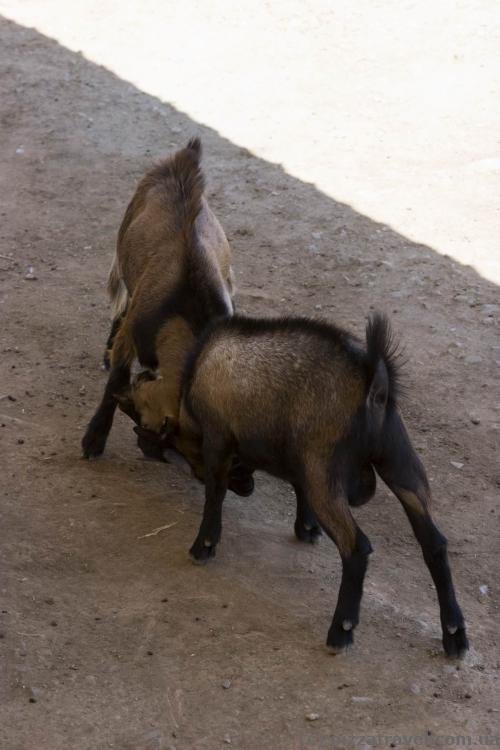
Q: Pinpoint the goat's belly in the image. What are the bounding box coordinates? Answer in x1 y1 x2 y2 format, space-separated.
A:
236 435 298 484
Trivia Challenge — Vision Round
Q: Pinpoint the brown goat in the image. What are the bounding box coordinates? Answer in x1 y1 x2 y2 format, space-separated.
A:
81 138 235 460
124 312 469 657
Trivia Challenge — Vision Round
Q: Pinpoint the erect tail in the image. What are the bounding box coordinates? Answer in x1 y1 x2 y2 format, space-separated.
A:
365 313 403 411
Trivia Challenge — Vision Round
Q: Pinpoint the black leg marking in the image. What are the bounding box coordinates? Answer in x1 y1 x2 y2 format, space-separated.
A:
190 438 232 564
326 527 373 653
375 407 468 657
82 365 130 458
405 510 468 658
301 458 370 652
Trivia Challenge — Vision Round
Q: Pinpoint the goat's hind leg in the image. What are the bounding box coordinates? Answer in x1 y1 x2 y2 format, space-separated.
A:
302 456 372 652
375 410 468 657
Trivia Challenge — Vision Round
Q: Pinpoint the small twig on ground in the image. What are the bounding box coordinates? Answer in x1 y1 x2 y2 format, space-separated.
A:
138 522 178 539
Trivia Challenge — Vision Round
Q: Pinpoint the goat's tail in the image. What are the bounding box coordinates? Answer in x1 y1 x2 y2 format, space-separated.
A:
107 253 128 320
152 137 205 244
365 313 403 409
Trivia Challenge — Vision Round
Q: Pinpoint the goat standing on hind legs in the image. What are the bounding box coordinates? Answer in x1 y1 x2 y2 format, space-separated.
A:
81 138 237 464
175 313 469 657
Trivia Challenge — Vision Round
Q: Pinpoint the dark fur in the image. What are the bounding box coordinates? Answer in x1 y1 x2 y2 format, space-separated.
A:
181 313 468 657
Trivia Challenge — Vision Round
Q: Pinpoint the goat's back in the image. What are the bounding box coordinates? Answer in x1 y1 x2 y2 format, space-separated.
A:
185 317 367 445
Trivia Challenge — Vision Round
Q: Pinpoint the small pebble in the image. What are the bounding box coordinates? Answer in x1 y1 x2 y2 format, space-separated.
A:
305 712 320 721
222 679 231 689
450 461 464 470
470 416 481 425
479 585 489 595
17 439 24 445
409 683 421 695
24 266 37 280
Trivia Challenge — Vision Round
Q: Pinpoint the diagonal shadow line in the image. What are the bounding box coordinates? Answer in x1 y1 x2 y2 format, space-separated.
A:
1 13 498 521
1 14 499 748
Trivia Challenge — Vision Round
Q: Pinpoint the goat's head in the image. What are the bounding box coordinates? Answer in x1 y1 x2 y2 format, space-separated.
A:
115 370 177 441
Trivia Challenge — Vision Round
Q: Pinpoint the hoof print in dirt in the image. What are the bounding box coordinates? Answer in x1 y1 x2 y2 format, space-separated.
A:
327 621 354 654
294 519 322 544
190 540 217 565
443 624 469 659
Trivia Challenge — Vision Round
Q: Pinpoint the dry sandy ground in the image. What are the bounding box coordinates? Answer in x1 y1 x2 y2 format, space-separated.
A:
0 4 499 750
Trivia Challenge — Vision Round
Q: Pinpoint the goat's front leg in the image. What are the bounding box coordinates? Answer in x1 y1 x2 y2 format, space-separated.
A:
376 408 468 657
82 364 130 458
302 456 372 652
189 435 232 564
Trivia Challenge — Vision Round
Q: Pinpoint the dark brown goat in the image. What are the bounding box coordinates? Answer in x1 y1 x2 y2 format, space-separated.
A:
134 312 468 656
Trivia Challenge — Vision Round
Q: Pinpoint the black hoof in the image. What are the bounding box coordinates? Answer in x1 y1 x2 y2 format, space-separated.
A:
81 425 108 459
326 620 354 653
443 624 469 658
294 518 322 544
189 539 217 564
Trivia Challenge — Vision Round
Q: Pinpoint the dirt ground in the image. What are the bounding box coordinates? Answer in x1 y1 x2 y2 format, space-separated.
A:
0 7 499 750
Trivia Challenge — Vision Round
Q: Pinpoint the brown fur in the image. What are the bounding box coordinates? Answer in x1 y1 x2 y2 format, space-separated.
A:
111 144 232 352
82 138 235 460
